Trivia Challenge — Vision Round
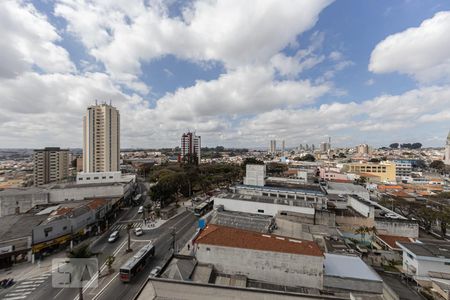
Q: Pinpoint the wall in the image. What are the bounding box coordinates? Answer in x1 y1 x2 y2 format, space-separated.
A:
195 244 323 289
144 278 349 300
324 276 382 294
0 191 49 217
214 197 315 217
375 219 419 238
243 164 266 187
274 218 313 241
32 218 72 244
76 171 122 184
47 184 127 203
335 215 375 232
348 196 374 218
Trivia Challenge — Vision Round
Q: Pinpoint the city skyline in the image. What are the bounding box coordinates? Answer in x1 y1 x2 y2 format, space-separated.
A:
1 0 450 148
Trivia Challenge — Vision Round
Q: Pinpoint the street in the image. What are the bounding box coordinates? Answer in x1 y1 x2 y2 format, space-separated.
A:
3 203 196 300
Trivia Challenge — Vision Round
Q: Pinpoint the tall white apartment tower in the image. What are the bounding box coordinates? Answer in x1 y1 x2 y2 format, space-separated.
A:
445 130 450 165
269 140 276 153
180 132 201 164
83 103 120 172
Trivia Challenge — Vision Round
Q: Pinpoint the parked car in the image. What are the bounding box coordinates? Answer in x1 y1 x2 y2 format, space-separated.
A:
108 230 120 243
134 227 143 236
149 266 162 277
138 206 144 214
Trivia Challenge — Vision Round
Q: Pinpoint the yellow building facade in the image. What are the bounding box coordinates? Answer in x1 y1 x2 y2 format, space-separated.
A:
345 161 396 182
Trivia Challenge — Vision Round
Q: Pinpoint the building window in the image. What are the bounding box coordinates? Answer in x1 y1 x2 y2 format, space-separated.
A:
206 247 210 251
63 226 67 230
407 253 413 259
102 176 106 179
257 209 264 213
86 177 91 180
44 227 53 237
94 177 99 179
79 178 83 180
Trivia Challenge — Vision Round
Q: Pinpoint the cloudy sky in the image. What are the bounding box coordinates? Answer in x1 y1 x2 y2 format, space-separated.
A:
1 0 450 149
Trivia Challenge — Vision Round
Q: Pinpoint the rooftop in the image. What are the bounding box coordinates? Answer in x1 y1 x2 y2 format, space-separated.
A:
215 193 315 208
211 210 273 233
324 253 382 282
194 224 323 257
0 214 48 241
377 234 416 250
398 242 450 259
325 182 368 195
236 184 325 196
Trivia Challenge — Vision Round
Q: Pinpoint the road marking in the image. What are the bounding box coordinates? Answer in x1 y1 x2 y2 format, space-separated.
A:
3 295 28 300
53 288 65 299
4 291 32 296
91 273 119 300
71 238 128 300
18 282 40 287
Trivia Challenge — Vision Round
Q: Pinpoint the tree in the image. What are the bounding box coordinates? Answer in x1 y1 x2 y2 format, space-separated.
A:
241 157 264 170
389 143 399 149
338 152 346 158
126 223 133 252
411 142 422 149
354 226 370 244
430 160 445 171
298 154 315 162
105 255 115 274
355 176 368 185
68 244 97 300
266 163 288 175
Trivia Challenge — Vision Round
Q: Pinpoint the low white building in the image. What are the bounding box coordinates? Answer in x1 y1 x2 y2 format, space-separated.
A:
76 171 135 184
194 224 324 289
213 193 315 217
398 242 450 282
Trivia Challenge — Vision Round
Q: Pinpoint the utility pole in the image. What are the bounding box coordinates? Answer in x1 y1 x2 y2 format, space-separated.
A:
171 227 176 253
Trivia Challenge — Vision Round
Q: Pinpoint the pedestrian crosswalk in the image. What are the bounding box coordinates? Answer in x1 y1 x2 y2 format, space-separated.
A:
2 272 51 300
110 222 143 231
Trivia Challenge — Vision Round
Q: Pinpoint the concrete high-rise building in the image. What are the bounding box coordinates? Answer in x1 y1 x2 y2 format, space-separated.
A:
319 142 330 152
281 140 286 153
445 131 450 165
83 103 120 172
269 140 276 153
356 144 369 155
33 147 69 186
181 132 201 164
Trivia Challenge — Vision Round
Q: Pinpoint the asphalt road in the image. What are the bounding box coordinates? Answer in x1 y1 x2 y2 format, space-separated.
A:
22 207 196 300
93 211 196 300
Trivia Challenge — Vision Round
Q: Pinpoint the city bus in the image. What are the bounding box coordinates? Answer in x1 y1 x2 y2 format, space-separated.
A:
119 243 155 282
194 199 214 217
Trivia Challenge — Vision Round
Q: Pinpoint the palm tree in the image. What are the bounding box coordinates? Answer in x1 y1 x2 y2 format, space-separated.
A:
105 255 115 274
126 223 133 252
354 226 369 244
68 244 96 300
368 226 378 249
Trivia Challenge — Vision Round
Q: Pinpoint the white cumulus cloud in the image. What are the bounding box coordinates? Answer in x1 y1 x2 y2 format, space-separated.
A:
369 11 450 83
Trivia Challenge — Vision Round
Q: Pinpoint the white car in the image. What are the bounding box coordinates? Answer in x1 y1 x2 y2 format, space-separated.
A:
149 266 162 277
108 230 119 243
138 206 144 214
134 227 143 236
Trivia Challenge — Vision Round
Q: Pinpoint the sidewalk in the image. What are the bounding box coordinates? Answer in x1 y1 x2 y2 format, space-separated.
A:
141 205 191 231
0 251 67 281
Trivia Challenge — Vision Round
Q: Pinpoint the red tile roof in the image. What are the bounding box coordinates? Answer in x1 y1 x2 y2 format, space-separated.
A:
377 234 415 250
194 224 323 257
87 198 107 210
